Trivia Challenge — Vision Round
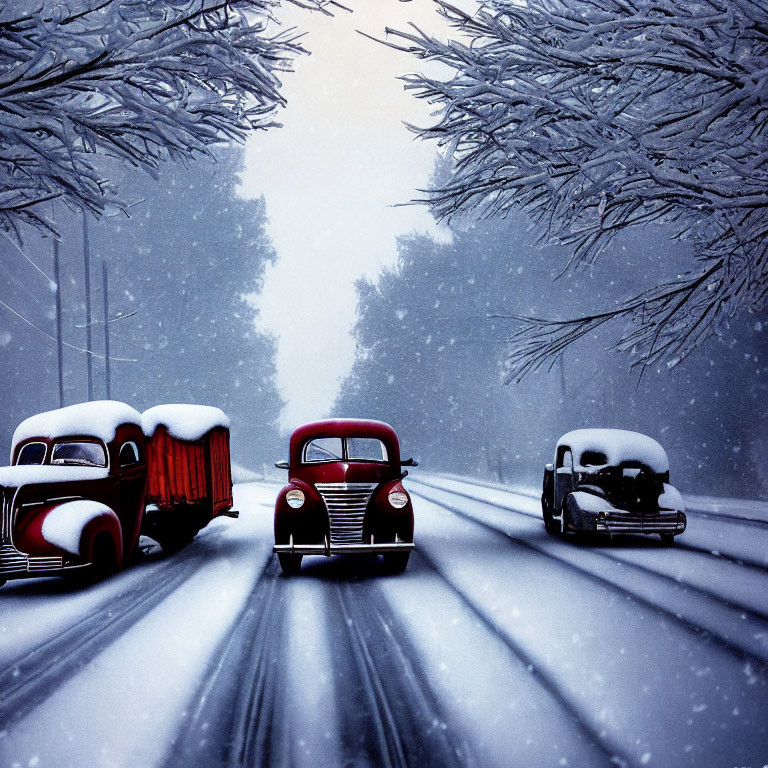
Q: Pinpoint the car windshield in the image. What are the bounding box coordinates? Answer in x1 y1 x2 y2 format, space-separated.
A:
302 436 390 464
51 441 107 467
346 437 388 462
16 442 47 465
304 437 344 463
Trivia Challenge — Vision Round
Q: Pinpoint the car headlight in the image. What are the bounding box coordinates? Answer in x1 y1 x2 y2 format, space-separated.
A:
388 491 408 509
285 489 305 509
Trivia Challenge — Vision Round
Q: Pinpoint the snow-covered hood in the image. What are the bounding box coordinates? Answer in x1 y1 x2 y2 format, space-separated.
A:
0 465 109 488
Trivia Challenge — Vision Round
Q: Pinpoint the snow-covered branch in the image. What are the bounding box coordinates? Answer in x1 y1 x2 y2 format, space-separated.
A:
389 0 768 374
0 0 321 239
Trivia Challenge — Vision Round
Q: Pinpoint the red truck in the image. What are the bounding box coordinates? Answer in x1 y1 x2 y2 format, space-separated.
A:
0 400 235 587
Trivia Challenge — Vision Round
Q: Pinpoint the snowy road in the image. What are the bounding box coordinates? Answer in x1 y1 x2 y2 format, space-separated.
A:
1 477 767 768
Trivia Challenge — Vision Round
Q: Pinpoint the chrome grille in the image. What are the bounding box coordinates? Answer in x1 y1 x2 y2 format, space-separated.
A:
315 482 378 544
0 545 27 574
0 545 64 574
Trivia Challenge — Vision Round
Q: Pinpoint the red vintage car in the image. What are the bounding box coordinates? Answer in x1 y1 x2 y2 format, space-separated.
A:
1 401 147 585
273 419 417 574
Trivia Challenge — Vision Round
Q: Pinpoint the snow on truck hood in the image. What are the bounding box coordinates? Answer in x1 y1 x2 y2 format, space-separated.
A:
558 428 669 473
141 404 230 441
12 400 141 448
0 465 109 487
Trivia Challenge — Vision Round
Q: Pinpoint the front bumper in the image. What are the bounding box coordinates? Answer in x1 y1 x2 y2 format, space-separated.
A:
594 511 687 535
273 537 414 557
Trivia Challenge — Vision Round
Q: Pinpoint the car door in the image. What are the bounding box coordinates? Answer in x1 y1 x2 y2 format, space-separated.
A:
116 439 147 557
554 446 574 512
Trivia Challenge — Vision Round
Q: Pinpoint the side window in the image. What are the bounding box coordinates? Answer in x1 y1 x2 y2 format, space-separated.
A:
17 442 47 465
303 437 343 463
556 448 573 473
119 441 140 467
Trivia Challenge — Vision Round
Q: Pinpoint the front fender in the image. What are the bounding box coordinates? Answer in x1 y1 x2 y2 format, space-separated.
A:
365 479 414 543
274 479 326 545
15 501 122 567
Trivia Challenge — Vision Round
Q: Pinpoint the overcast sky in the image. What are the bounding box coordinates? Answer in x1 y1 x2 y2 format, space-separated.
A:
238 0 456 431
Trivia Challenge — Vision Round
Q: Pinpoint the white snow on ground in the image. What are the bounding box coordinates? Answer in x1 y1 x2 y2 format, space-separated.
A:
141 404 230 441
405 492 768 768
40 500 117 555
283 581 342 768
11 401 142 450
379 570 609 768
0 483 275 768
0 464 108 487
1 475 766 768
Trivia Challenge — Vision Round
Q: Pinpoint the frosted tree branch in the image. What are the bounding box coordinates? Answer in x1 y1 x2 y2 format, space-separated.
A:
0 0 325 239
388 0 768 376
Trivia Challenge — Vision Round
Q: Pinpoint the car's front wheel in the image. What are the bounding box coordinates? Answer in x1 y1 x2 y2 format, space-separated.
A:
89 532 119 582
383 552 410 573
659 533 675 546
542 494 561 535
278 553 303 575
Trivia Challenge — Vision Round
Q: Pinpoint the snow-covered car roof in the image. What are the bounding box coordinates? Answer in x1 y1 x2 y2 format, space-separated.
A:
141 404 230 441
12 401 142 449
0 465 109 488
557 428 669 473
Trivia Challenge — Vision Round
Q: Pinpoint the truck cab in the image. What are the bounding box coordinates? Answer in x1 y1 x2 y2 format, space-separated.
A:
0 401 147 586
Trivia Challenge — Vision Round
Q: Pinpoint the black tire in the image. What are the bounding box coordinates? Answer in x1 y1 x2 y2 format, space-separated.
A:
542 495 559 535
659 533 675 546
383 552 410 573
278 553 303 575
90 533 119 582
0 579 6 589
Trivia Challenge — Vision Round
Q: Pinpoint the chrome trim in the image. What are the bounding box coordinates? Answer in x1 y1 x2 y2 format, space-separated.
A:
0 544 65 575
595 512 686 535
274 541 414 556
315 482 378 544
1 489 11 545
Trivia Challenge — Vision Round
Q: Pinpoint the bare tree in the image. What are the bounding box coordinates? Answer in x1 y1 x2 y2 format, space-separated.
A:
0 0 327 240
386 0 768 379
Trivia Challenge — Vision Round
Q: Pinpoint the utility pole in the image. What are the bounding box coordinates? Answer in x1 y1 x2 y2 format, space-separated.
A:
82 212 93 400
102 259 111 399
53 234 64 408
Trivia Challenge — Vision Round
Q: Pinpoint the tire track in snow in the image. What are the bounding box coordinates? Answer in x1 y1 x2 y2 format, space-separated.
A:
410 487 768 666
0 532 224 728
418 474 768 565
162 557 289 768
403 548 632 768
327 579 468 768
412 477 768 610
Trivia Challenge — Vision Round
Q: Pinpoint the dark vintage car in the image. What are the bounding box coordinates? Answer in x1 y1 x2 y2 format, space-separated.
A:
1 401 148 586
273 419 417 574
542 428 687 543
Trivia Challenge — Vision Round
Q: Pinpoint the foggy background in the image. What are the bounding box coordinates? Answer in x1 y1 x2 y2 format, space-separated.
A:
1 1 765 498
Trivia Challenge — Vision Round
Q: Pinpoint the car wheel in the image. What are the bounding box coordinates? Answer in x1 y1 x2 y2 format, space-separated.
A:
383 552 410 573
659 533 675 546
278 553 303 575
90 532 119 582
542 495 560 535
0 579 6 589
